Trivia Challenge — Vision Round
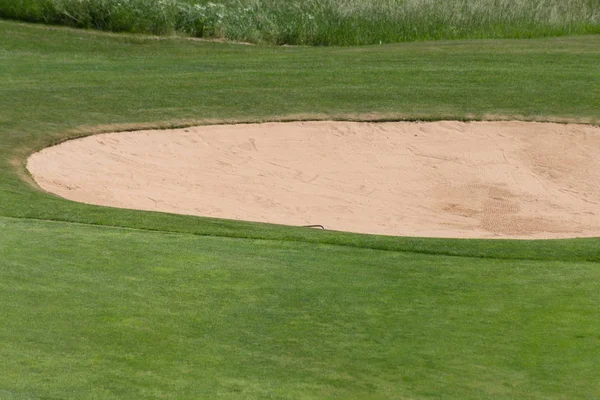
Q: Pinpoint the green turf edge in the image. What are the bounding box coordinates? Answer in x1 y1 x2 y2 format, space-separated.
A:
4 114 600 264
2 21 599 262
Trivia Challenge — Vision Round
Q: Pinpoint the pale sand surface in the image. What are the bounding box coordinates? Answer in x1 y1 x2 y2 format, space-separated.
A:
27 121 600 238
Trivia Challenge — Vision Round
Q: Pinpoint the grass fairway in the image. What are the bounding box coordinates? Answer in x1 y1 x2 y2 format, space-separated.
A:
1 20 600 398
2 216 600 399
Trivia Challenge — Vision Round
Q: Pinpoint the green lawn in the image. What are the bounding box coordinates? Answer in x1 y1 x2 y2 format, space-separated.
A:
1 20 600 398
2 216 600 399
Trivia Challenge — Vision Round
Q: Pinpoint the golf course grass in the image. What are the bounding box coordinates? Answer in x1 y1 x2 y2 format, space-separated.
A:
1 19 600 398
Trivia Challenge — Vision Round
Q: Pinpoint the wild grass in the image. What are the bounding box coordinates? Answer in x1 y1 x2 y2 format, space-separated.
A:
1 0 599 45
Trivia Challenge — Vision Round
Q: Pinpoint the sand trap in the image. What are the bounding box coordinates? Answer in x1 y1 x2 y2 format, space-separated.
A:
27 121 600 239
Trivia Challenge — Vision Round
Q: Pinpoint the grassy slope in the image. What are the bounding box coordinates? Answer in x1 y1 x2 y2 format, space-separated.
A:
1 216 600 399
1 20 600 398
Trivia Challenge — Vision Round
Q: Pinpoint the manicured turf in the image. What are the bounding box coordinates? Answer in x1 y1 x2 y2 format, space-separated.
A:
1 20 600 398
2 216 600 399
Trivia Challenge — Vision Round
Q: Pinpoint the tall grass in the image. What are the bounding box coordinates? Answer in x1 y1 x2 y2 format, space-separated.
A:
1 0 599 45
0 0 226 36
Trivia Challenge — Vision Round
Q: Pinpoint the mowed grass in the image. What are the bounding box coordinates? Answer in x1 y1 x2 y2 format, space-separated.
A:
1 19 600 398
2 20 600 260
1 216 600 399
1 0 599 45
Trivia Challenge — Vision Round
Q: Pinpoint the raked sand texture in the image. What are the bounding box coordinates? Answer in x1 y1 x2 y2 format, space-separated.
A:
27 121 600 238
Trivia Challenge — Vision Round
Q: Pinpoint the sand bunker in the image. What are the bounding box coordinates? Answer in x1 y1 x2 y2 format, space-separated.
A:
27 121 600 239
